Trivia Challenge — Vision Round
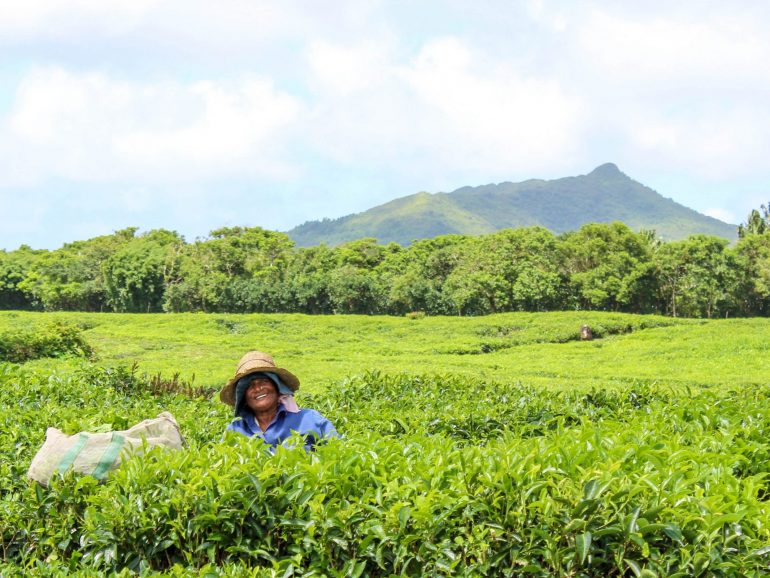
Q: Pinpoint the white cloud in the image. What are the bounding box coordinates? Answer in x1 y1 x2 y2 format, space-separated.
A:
0 0 376 61
307 40 393 97
306 37 583 175
578 9 769 86
563 6 770 187
113 79 301 176
623 106 770 180
4 67 302 184
526 0 568 32
0 0 158 37
405 38 581 170
1 0 770 249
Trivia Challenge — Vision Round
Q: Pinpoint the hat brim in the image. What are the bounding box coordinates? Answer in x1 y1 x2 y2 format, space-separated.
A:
219 366 300 406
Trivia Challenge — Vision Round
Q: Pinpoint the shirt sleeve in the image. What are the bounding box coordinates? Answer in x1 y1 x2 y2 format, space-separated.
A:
308 410 339 446
297 410 339 450
317 413 339 440
223 417 251 439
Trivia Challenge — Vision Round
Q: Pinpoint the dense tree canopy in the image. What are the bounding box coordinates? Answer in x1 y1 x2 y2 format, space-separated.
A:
561 222 654 312
0 211 766 318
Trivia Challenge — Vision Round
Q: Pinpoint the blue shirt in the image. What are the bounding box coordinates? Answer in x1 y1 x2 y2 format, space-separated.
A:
225 403 338 450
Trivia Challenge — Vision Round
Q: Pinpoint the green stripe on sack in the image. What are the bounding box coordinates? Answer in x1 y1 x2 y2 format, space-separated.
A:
92 432 126 480
56 433 90 474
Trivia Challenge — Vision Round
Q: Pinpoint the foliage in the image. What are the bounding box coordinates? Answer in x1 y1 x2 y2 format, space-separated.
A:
738 202 770 239
563 222 661 313
1 215 767 318
656 236 737 318
103 230 185 313
17 228 138 312
733 232 770 316
3 347 770 576
443 228 565 315
16 309 770 394
380 235 466 315
0 321 93 363
0 245 41 310
74 362 215 400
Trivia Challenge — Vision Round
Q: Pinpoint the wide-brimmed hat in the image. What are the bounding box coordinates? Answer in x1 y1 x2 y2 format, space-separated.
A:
219 351 300 406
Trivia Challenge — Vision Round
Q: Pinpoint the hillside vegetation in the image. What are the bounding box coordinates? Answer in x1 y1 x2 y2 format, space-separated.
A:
2 312 770 576
288 164 736 246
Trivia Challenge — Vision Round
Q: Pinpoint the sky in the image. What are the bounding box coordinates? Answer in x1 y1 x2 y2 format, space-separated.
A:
1 0 768 251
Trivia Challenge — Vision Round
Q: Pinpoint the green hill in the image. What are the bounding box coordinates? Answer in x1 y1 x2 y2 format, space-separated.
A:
287 163 737 246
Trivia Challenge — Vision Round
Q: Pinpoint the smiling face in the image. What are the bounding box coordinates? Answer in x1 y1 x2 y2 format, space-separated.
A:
244 376 280 417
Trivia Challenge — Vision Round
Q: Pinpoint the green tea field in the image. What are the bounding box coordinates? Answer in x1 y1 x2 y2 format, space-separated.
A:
2 311 770 576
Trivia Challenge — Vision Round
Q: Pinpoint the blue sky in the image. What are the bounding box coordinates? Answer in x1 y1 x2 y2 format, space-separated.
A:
1 0 768 250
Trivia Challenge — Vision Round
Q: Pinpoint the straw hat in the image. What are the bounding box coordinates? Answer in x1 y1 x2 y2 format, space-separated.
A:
219 351 300 406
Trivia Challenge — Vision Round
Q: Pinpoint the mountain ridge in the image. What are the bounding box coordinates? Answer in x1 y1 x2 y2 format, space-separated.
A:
287 164 737 246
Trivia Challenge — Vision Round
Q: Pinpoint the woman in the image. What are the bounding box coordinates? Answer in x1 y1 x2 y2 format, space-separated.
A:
220 351 337 450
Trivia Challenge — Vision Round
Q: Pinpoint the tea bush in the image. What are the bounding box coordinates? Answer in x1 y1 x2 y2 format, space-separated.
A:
0 321 93 363
3 363 770 576
75 362 216 400
305 371 667 441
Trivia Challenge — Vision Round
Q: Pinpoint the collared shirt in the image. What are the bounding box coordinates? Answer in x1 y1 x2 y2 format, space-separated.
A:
225 403 338 450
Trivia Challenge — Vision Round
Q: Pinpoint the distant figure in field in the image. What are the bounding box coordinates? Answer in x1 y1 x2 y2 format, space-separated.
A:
580 325 593 341
220 351 338 450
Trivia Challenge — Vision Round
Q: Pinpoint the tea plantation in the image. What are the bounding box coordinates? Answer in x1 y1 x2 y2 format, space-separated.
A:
1 311 770 576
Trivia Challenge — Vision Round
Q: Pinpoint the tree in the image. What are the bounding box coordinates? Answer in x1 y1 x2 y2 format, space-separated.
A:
489 227 564 311
281 245 337 314
163 227 294 312
0 245 41 310
335 238 391 270
327 266 385 314
738 203 770 239
442 228 565 316
103 230 185 312
655 235 736 318
18 229 137 311
561 223 656 312
379 235 467 315
733 231 770 316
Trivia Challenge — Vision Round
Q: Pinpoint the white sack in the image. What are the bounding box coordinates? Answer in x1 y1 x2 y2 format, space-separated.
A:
27 411 185 486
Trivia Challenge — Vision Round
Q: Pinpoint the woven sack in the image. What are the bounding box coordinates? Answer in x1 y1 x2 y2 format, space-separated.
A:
27 411 185 486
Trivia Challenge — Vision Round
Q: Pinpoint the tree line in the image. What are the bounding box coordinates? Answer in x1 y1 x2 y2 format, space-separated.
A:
1 207 769 318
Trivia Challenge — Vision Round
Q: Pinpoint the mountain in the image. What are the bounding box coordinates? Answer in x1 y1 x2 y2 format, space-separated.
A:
287 164 737 246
